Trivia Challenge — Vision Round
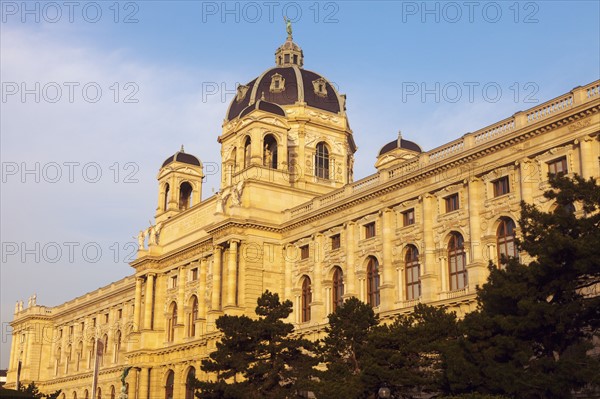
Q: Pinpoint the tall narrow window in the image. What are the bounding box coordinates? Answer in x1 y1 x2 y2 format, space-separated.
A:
244 136 252 168
168 302 177 342
110 386 115 399
179 182 193 210
367 257 380 307
301 276 312 322
88 339 95 369
497 218 518 265
114 331 121 364
188 296 198 337
185 367 196 399
263 134 278 168
315 142 330 179
448 233 467 290
101 335 108 366
163 183 170 211
405 245 421 300
76 341 83 372
332 267 344 312
165 370 174 399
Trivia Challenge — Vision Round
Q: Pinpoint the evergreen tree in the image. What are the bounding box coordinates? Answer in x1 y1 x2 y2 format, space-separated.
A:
315 297 378 399
448 175 600 398
194 290 318 399
19 382 61 398
316 298 458 398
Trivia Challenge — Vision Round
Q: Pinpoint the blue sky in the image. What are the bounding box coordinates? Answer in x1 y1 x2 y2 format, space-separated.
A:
1 1 599 368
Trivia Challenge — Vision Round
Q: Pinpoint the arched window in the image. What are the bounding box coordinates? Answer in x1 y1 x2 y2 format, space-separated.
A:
76 341 83 372
448 233 467 290
73 392 77 399
332 267 344 312
185 367 196 399
163 183 170 211
188 296 198 337
55 346 61 376
315 142 330 179
231 146 237 171
84 390 88 399
114 331 121 363
96 388 101 399
263 134 278 168
100 334 108 366
165 370 175 399
168 302 177 342
65 344 71 374
179 182 193 210
405 245 421 300
110 386 115 399
301 276 312 322
497 218 518 266
88 339 95 369
244 136 252 168
367 257 380 307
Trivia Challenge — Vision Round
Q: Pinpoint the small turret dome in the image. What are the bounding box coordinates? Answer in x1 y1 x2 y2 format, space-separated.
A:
162 146 202 168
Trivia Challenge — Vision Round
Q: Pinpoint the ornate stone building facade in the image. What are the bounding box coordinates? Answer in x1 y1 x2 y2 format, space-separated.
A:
6 32 600 398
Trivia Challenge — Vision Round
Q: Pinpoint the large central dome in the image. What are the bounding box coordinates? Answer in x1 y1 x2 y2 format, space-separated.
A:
225 36 345 122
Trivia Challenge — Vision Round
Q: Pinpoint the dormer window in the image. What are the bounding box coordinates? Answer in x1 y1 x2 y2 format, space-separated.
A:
269 73 285 93
293 54 298 64
236 85 249 102
312 78 328 97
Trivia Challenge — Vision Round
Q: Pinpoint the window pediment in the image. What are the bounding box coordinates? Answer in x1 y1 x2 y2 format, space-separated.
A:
312 78 328 97
236 85 249 102
269 73 285 93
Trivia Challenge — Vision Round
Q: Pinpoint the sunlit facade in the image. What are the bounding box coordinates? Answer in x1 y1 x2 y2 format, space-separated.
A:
6 33 600 397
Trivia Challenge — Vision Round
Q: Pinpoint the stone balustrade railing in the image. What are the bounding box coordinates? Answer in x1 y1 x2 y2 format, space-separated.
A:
285 80 599 219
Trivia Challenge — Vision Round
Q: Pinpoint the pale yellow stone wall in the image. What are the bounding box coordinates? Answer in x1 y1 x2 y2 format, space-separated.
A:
6 80 599 398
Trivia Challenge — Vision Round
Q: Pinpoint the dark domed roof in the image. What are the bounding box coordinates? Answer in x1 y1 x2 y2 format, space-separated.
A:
239 99 286 119
162 147 201 168
226 66 343 121
379 136 422 156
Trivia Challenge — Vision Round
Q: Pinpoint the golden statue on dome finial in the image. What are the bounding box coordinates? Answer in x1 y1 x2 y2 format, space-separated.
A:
283 16 292 38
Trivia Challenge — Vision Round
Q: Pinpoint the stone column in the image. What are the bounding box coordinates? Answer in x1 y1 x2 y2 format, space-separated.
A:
579 136 596 179
238 242 246 309
283 244 293 302
138 367 149 399
297 128 306 182
177 267 185 324
380 208 395 308
226 240 239 307
143 274 155 330
467 178 488 287
344 222 357 297
133 278 143 332
198 258 207 320
312 234 324 320
211 246 223 311
128 367 139 399
420 195 438 302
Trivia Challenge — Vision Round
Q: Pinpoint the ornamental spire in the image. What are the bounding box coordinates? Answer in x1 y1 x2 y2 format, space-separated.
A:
284 16 292 39
275 20 304 68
